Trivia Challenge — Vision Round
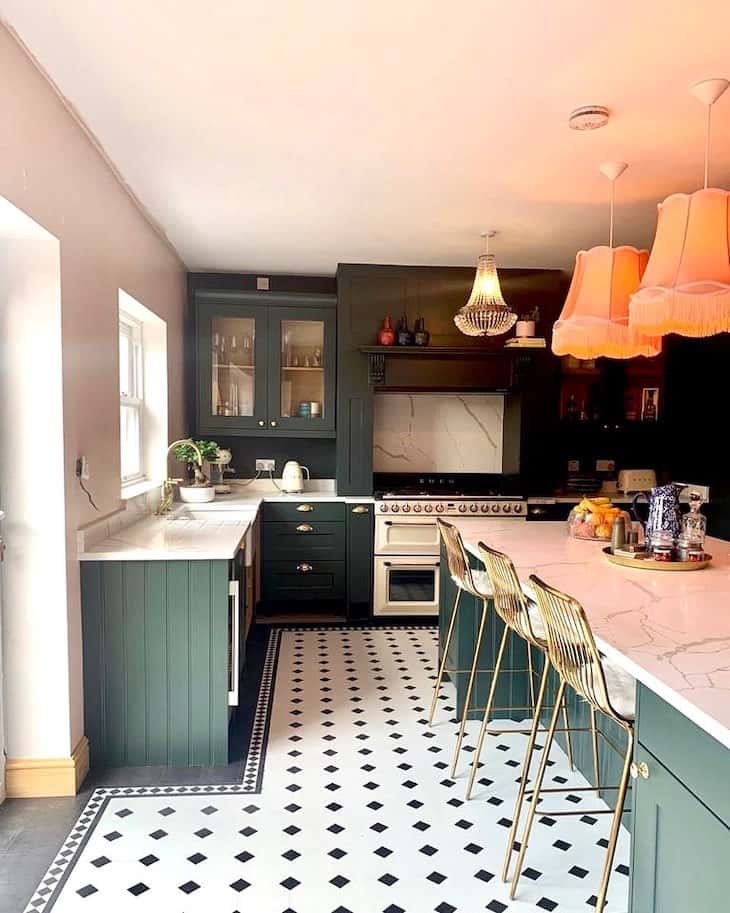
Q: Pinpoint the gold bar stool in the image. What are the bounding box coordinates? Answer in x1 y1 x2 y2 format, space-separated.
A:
509 575 636 913
465 543 588 803
427 520 494 778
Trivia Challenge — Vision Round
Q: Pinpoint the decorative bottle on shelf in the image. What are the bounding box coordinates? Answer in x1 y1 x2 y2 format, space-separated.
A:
565 394 579 421
377 316 396 346
396 314 413 346
413 316 430 346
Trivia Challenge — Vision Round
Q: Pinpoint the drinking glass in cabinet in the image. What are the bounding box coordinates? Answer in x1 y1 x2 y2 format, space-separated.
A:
280 319 325 419
211 316 255 417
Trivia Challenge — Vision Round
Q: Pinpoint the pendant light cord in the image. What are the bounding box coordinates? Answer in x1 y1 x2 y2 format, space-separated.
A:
704 102 712 189
609 178 615 248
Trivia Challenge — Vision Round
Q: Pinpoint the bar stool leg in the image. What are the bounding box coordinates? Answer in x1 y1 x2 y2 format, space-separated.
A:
464 623 511 798
591 707 601 792
509 679 566 900
526 642 535 713
450 598 489 777
561 693 574 770
428 587 462 725
594 727 634 912
501 657 551 882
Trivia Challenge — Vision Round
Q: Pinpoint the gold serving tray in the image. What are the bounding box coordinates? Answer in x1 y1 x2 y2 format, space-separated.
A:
602 546 712 571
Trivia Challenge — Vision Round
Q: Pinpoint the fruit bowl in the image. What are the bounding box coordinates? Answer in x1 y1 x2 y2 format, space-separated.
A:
567 498 630 541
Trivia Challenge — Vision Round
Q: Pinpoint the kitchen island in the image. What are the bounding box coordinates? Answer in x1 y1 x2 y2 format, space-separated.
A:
440 519 730 913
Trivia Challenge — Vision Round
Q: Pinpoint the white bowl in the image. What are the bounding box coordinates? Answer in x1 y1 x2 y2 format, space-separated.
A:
179 485 216 503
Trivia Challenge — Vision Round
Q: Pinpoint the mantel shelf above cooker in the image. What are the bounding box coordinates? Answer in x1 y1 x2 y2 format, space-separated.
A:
358 345 539 385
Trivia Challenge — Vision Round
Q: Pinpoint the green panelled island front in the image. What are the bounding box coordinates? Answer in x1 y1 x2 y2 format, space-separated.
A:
81 559 231 768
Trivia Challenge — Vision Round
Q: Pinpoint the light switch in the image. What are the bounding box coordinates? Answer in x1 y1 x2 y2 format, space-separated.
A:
256 277 270 291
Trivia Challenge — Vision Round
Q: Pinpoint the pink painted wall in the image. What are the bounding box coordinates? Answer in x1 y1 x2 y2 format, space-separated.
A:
0 23 187 757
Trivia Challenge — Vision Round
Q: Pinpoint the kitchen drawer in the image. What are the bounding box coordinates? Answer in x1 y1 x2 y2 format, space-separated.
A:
262 559 346 601
263 521 345 561
637 684 729 825
263 501 345 523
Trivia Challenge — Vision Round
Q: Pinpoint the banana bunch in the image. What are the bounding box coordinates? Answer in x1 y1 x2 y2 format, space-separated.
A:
570 497 623 539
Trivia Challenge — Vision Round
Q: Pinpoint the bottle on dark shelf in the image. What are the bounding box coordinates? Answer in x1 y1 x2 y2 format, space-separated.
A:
413 316 430 346
396 314 413 346
565 393 579 421
377 316 396 346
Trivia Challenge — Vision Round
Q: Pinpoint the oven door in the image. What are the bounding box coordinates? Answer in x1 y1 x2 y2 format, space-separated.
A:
373 555 440 616
374 514 440 555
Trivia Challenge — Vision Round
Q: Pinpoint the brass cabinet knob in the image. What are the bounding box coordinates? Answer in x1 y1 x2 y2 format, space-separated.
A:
297 562 313 573
270 419 278 428
630 761 650 780
296 504 314 512
257 419 265 427
351 505 369 514
296 523 313 532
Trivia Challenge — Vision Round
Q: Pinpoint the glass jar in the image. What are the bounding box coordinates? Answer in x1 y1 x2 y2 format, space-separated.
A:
650 529 675 561
567 503 630 541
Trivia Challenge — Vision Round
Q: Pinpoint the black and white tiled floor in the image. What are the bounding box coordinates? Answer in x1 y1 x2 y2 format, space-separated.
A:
24 625 629 912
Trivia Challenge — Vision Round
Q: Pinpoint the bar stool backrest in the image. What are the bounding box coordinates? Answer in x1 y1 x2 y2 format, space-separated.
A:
529 574 621 722
437 519 483 597
478 542 542 646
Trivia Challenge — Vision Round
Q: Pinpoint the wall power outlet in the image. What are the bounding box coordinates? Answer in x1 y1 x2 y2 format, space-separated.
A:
256 458 275 472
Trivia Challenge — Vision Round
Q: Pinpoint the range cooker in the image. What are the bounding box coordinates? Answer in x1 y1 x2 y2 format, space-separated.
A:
372 476 526 617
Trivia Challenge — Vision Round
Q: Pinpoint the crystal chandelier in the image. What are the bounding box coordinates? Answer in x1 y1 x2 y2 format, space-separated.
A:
455 232 517 336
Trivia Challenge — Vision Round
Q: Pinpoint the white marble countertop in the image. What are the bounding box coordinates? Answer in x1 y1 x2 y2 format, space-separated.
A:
450 519 730 750
78 488 375 562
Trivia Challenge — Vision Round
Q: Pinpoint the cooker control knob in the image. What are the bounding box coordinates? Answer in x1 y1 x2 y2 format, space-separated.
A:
502 503 512 513
424 504 433 513
514 503 523 513
379 503 388 512
391 503 400 512
402 503 411 513
413 504 422 512
458 504 467 513
491 503 500 513
435 504 444 513
470 503 479 513
481 503 489 513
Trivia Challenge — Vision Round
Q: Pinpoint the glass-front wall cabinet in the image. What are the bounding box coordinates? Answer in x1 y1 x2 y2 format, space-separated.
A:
196 293 336 437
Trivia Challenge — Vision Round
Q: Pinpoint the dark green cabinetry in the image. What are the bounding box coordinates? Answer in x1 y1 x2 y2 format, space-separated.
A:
346 503 374 619
630 686 729 913
81 558 238 768
261 501 346 607
195 289 336 438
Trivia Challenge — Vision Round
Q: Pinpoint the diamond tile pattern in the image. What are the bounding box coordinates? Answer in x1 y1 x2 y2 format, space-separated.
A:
24 626 629 912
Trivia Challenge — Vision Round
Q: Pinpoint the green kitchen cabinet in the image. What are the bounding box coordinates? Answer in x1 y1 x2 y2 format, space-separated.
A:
195 289 337 438
346 502 374 619
81 557 245 768
629 685 730 912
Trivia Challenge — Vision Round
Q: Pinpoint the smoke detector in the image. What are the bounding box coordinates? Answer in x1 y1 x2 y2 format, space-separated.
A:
568 105 610 131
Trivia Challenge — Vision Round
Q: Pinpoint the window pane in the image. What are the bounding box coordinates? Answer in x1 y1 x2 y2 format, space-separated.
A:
120 404 141 480
119 328 130 396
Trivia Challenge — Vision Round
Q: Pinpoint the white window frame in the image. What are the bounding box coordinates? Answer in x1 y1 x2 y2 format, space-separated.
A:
119 310 145 485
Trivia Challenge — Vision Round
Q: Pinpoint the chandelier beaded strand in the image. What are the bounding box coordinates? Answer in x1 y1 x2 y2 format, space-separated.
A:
454 231 517 337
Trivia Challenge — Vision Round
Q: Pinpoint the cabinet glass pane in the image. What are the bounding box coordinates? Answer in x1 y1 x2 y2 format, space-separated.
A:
280 319 325 420
210 317 255 417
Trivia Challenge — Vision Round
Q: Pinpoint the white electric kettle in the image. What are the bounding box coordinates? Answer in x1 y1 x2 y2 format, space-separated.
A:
281 461 310 494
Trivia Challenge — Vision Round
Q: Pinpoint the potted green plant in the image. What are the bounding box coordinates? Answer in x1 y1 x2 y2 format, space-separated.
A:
516 306 539 338
173 439 219 503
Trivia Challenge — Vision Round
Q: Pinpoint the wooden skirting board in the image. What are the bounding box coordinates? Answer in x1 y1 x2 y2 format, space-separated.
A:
5 736 89 798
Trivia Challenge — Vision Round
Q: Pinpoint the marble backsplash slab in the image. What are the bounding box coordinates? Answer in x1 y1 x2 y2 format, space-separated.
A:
373 392 504 474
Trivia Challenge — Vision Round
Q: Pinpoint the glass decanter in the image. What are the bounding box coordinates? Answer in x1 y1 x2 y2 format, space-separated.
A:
681 491 707 546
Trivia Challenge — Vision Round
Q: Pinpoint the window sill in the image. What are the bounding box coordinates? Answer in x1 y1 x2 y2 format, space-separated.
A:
121 478 161 501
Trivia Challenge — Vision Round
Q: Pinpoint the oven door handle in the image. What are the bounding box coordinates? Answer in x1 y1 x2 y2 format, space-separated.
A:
383 560 440 567
383 520 437 526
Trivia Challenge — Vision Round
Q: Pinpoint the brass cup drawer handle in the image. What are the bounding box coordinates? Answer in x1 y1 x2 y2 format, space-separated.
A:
351 505 369 514
297 562 313 573
296 504 314 512
296 523 313 532
630 761 650 780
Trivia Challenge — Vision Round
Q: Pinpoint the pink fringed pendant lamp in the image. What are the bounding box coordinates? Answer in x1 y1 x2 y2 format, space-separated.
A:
630 78 730 338
552 162 662 359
